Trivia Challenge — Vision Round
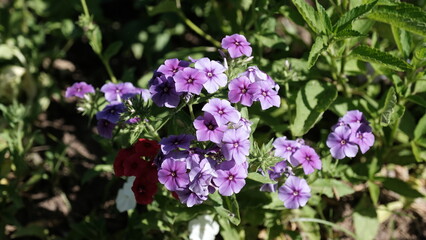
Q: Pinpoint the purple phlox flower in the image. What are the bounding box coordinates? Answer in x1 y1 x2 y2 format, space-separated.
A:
174 68 208 95
268 160 293 180
228 117 252 134
326 126 358 159
259 168 278 192
160 134 195 154
213 161 247 196
127 117 141 124
157 58 190 77
176 188 208 207
221 34 252 58
292 145 322 175
96 119 116 138
96 103 125 124
252 81 280 110
205 146 225 164
221 128 250 164
158 158 190 191
331 118 347 131
202 98 241 125
65 82 95 98
101 82 139 103
149 75 181 108
241 66 268 83
278 176 311 209
193 112 227 144
349 124 375 154
188 158 217 196
194 57 227 94
184 149 206 169
228 76 257 106
341 110 369 129
122 88 151 102
156 150 189 168
273 137 302 166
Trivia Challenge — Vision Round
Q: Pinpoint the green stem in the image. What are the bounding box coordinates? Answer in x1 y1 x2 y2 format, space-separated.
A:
80 0 90 16
155 101 188 132
101 57 118 83
144 121 161 141
188 103 195 120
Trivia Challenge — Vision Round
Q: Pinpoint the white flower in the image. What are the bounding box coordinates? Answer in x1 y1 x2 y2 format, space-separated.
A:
115 176 136 212
188 215 220 240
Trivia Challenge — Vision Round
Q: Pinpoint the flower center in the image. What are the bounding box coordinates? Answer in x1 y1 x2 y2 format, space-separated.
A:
138 186 146 193
171 171 177 177
293 190 299 196
207 72 213 77
306 156 310 161
110 109 115 114
174 141 179 145
172 68 178 73
77 87 82 92
234 41 240 46
187 78 194 83
340 140 346 145
286 146 292 151
233 142 239 148
228 175 234 180
115 89 121 93
103 121 110 127
218 110 224 115
262 91 267 96
208 124 214 130
241 88 247 93
248 68 254 72
357 133 363 139
163 87 169 92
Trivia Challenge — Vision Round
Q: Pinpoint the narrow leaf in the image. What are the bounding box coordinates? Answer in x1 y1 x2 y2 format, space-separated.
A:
291 0 321 33
406 95 426 108
414 114 426 140
147 0 178 16
334 0 378 33
391 26 411 58
247 172 275 184
316 1 332 33
335 29 365 40
308 36 326 69
354 195 379 240
367 181 380 206
381 177 424 198
351 45 412 71
381 87 397 126
103 41 123 61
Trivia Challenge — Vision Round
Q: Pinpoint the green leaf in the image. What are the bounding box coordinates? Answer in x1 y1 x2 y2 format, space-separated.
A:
353 195 379 240
218 217 240 240
308 36 326 68
334 0 378 33
406 95 426 108
351 45 412 71
411 141 424 162
381 87 397 126
367 181 380 206
147 0 178 16
291 218 357 239
368 2 426 37
414 114 426 140
381 177 424 198
335 29 365 40
291 0 321 33
215 195 240 226
247 172 276 184
291 80 337 136
103 41 123 61
88 27 103 55
391 26 411 58
316 1 332 34
391 75 405 96
12 225 47 239
310 179 355 198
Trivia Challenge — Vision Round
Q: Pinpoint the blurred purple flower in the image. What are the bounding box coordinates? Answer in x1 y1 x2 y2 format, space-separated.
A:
221 128 250 163
273 137 301 166
160 134 195 154
252 81 280 110
176 188 208 207
278 176 311 209
188 158 217 197
101 82 139 103
194 57 227 94
193 112 227 144
149 75 181 108
268 160 293 180
341 110 369 129
174 68 208 95
65 82 95 98
228 76 256 106
202 98 241 125
326 126 358 159
350 124 375 154
95 103 125 124
96 119 116 138
293 145 322 175
213 161 247 196
221 34 252 58
158 158 189 191
157 58 190 77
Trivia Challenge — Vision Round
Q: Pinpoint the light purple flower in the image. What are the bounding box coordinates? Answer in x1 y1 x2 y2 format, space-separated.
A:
194 57 227 94
202 98 241 125
160 134 195 154
293 145 322 175
193 112 227 144
157 58 190 77
228 76 256 106
221 34 252 58
268 160 293 180
221 128 250 163
326 126 358 159
273 137 301 166
96 119 116 138
252 81 280 110
241 66 268 83
65 82 95 98
176 188 208 207
213 162 247 196
149 75 181 108
158 158 189 191
350 124 375 154
101 82 139 103
341 110 369 129
174 68 208 95
95 103 125 124
188 158 217 197
278 176 311 209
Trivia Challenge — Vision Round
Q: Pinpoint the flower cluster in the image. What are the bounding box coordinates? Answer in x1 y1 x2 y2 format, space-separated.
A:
326 110 375 159
113 138 160 205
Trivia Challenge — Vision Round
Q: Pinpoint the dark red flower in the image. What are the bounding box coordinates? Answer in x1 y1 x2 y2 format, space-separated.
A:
113 148 135 177
131 173 158 205
123 153 151 177
134 138 160 159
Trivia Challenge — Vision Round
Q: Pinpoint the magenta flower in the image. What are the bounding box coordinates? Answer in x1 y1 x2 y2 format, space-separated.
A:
65 82 95 98
194 57 227 93
221 128 250 163
157 58 190 77
101 82 139 102
278 176 311 209
158 159 189 191
174 68 208 95
149 75 181 108
350 124 375 154
202 98 241 125
293 145 322 175
160 134 195 154
252 81 280 110
193 112 227 144
221 34 252 58
326 126 358 159
228 76 256 106
213 162 247 196
273 137 301 166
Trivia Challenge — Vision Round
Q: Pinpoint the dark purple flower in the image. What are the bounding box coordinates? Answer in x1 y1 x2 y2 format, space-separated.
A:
96 119 116 138
158 158 189 191
65 82 95 98
268 160 293 180
95 103 125 124
228 76 256 106
157 58 190 77
252 81 280 110
293 145 322 175
326 126 358 159
221 128 250 163
349 124 375 154
149 75 181 108
160 134 195 154
101 82 139 103
273 137 302 166
213 161 247 196
202 98 241 125
194 57 227 93
221 34 252 58
278 176 311 209
174 68 208 95
176 188 208 207
193 112 227 144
